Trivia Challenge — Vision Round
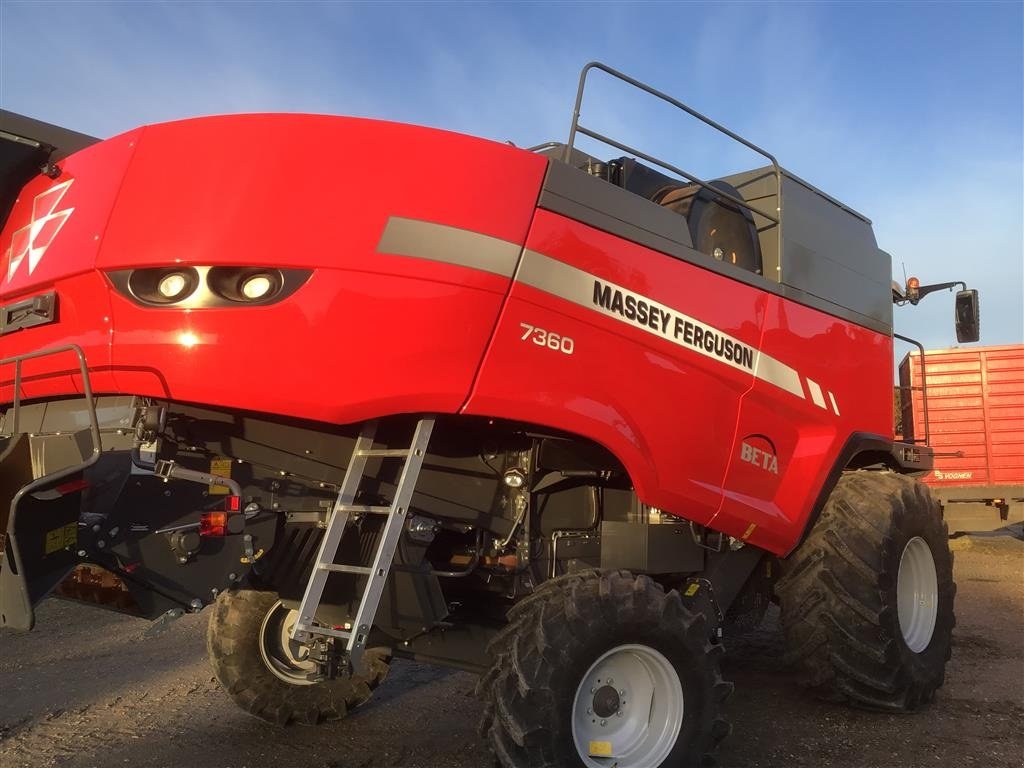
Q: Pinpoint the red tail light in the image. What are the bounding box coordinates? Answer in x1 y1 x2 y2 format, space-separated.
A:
199 498 243 537
199 512 228 537
56 478 90 495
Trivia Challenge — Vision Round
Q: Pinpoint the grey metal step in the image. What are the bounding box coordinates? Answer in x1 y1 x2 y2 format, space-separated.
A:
306 625 351 640
318 563 372 575
335 504 391 515
355 448 411 458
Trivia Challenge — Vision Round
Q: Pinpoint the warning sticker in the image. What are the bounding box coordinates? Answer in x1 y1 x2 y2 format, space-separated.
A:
209 458 233 495
588 741 613 757
44 523 77 555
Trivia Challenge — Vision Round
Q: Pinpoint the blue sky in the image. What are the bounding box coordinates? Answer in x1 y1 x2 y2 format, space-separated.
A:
2 1 1021 351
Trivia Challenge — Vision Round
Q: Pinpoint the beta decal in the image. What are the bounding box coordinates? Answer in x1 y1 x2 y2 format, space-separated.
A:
592 280 755 371
740 435 779 475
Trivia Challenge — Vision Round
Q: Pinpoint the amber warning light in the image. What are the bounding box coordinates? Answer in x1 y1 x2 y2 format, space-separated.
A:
198 496 243 537
906 277 920 303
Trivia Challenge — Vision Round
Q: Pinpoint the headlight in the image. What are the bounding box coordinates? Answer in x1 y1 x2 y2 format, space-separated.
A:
123 267 200 305
240 274 274 300
107 266 310 308
157 272 191 300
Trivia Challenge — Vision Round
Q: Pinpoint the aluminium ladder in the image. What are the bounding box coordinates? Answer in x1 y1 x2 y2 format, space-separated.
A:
290 416 435 675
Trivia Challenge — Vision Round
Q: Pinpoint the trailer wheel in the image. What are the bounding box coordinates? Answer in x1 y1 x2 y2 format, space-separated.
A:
478 570 731 768
207 589 389 725
777 471 955 711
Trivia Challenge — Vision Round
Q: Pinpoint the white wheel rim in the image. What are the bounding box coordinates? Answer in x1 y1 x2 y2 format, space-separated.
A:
897 536 939 653
259 600 318 685
571 644 684 768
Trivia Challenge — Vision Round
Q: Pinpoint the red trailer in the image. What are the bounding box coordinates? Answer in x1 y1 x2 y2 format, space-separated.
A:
900 344 1024 521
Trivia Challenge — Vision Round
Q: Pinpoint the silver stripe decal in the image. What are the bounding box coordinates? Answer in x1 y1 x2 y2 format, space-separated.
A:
828 391 841 415
518 249 805 398
376 216 818 408
377 216 521 278
752 353 805 400
806 378 827 409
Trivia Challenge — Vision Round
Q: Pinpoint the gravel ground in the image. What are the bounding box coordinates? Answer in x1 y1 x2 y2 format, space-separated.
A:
1 524 1021 768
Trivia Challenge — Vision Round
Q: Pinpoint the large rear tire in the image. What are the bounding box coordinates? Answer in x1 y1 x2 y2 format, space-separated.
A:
776 471 955 711
207 589 389 725
478 570 731 768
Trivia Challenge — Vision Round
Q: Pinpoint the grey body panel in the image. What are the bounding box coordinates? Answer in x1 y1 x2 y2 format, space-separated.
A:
0 110 99 160
540 158 893 335
723 166 893 332
540 159 695 252
540 161 780 295
599 520 704 573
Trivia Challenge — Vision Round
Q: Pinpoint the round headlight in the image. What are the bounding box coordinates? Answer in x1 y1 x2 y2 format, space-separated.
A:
240 275 273 300
157 272 190 299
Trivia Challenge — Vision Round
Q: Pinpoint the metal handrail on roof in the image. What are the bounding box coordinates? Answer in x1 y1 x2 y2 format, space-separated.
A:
562 61 784 267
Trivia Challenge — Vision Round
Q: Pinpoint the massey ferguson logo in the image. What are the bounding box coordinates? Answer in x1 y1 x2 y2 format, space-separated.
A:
740 435 779 475
4 179 75 284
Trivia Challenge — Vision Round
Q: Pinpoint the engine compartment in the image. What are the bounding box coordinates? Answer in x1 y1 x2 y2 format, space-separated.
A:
2 396 721 657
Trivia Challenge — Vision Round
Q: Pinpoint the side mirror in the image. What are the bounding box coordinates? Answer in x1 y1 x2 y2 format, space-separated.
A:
955 289 980 343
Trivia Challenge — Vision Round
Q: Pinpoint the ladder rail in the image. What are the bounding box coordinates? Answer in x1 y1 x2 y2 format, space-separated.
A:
346 417 434 670
291 421 378 640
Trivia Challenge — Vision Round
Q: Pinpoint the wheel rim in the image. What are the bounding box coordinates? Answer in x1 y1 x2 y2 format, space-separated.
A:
571 644 684 768
897 536 939 653
259 600 317 685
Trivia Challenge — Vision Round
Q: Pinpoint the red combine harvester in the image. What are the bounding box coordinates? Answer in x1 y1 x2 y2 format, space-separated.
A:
899 344 1024 524
1 64 982 767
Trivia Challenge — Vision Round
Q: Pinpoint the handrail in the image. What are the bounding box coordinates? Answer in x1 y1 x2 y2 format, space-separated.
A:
0 344 103 632
0 344 102 464
563 62 784 266
894 334 930 446
572 125 780 225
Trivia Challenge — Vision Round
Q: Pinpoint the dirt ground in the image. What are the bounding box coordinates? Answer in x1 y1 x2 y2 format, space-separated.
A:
2 519 1021 768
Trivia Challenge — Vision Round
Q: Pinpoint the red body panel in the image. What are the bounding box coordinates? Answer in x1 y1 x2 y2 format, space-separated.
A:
464 209 766 527
901 345 1024 488
465 210 893 554
3 116 547 423
1 114 896 555
1 131 140 401
714 296 892 553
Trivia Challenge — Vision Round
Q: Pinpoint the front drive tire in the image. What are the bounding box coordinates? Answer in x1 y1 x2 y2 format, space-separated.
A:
777 471 955 711
207 589 389 725
478 570 732 768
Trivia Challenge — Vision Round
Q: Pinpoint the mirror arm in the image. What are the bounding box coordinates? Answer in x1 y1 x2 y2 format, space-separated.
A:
909 281 967 304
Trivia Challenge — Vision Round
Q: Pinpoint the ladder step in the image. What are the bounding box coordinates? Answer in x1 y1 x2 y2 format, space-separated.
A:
335 504 391 515
355 449 411 458
318 564 372 575
298 624 351 640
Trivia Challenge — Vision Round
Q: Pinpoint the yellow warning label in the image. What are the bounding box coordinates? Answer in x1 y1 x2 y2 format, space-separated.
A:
209 458 233 495
684 583 700 597
588 741 613 757
44 523 77 555
741 522 757 540
240 548 265 564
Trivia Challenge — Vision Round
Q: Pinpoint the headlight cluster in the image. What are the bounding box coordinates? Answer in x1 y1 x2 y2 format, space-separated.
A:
107 266 311 308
